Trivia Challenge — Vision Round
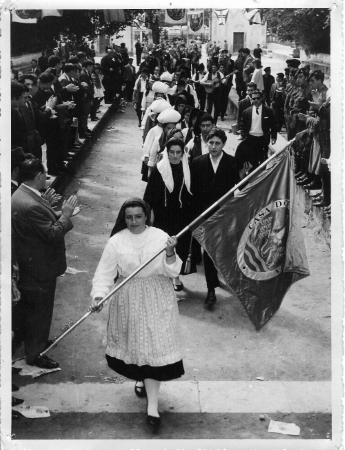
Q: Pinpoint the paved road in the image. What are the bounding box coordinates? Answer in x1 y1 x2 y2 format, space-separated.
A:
10 103 332 444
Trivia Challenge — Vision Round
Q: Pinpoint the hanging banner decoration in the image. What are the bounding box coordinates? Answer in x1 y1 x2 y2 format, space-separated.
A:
242 8 265 25
133 12 145 29
12 9 63 23
11 10 38 23
41 10 62 18
165 9 187 25
103 9 126 23
188 10 204 33
214 9 229 26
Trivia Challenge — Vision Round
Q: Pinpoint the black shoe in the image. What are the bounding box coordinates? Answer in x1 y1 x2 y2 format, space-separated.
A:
205 289 216 306
12 367 22 375
90 117 100 121
12 383 19 392
12 397 24 407
147 414 161 428
134 381 147 398
28 355 59 369
173 282 184 292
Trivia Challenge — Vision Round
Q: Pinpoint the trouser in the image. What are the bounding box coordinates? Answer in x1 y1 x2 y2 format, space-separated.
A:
136 53 142 66
125 81 135 102
196 88 206 111
206 91 221 124
90 98 101 119
321 167 331 204
220 85 229 119
82 100 92 133
204 250 220 290
18 277 57 364
235 135 268 171
135 93 144 124
46 125 65 174
273 106 285 132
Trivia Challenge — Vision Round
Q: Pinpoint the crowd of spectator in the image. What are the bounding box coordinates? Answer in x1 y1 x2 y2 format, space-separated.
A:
10 38 331 409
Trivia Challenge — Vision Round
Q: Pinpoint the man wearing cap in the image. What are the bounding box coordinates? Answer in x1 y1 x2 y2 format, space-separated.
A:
237 89 276 171
123 57 136 102
263 67 275 106
191 128 240 307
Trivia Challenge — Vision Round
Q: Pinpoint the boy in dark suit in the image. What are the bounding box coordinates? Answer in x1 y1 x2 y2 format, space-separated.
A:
191 128 240 307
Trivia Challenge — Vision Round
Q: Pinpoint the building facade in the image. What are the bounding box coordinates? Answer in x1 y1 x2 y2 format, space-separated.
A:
211 9 266 54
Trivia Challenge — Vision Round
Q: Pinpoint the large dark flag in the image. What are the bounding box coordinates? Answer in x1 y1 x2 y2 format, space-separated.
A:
193 150 310 330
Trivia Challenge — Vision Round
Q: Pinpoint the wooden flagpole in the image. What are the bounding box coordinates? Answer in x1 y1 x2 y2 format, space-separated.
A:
41 139 294 357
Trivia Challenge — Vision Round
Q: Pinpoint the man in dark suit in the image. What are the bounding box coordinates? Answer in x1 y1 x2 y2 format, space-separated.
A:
11 82 30 152
79 60 95 136
12 158 77 368
135 39 143 66
191 128 240 307
235 81 257 133
237 89 277 172
123 57 136 102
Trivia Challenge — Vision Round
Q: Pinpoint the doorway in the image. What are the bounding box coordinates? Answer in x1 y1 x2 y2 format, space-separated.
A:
233 32 245 53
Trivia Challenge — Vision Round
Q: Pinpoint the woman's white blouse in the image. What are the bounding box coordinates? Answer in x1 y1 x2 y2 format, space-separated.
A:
91 227 182 299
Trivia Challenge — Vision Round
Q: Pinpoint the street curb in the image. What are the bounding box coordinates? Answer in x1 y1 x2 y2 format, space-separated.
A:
48 98 119 194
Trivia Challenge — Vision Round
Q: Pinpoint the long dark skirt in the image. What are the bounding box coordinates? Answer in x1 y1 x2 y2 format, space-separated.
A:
106 355 185 381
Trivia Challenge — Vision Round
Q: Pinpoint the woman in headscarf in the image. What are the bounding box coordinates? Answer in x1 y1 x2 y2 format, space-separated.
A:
90 198 184 430
148 127 184 176
144 138 196 291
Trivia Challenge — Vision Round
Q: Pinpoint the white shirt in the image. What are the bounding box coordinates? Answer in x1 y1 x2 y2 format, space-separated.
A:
200 71 224 83
140 79 147 93
209 152 223 173
251 68 264 91
249 105 264 136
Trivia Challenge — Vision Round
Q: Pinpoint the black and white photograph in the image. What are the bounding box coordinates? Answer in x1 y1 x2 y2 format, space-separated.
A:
1 2 342 449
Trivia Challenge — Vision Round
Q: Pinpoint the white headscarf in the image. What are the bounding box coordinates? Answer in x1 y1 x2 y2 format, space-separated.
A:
157 148 192 207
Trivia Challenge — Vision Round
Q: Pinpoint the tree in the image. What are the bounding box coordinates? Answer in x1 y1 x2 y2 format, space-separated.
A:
144 10 161 44
264 8 330 54
11 9 143 55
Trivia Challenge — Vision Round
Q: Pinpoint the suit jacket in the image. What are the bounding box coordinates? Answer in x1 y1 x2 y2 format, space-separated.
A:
240 105 277 146
19 103 42 157
123 64 136 82
236 97 252 128
191 151 240 217
11 107 28 152
79 69 94 101
12 184 73 282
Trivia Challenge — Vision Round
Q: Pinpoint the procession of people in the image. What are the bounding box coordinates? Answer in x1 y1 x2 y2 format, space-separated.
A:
11 35 331 432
